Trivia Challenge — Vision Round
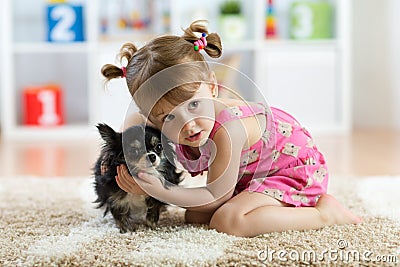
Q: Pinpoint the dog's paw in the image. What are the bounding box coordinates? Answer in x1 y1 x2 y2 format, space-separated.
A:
119 227 128 234
145 211 159 228
116 219 138 233
145 218 158 229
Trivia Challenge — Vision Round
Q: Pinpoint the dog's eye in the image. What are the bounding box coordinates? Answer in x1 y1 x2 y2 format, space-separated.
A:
154 143 162 154
129 148 139 157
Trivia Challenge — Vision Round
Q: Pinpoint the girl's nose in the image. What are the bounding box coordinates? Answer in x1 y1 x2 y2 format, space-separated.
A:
182 120 196 132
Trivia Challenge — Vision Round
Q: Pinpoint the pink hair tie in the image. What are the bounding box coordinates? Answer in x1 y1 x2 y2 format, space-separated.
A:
194 33 207 51
121 66 127 78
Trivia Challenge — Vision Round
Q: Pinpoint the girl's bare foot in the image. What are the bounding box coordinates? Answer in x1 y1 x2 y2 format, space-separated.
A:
316 194 362 226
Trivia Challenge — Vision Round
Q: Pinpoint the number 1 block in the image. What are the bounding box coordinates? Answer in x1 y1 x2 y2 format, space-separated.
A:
23 85 64 126
47 3 85 42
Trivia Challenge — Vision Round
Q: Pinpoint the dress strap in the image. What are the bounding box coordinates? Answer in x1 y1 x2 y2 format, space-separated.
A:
210 103 266 139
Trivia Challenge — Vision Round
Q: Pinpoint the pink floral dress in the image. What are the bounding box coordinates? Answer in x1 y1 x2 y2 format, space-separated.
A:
176 103 328 207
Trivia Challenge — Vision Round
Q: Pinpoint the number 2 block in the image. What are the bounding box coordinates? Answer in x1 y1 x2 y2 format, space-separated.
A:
47 3 85 42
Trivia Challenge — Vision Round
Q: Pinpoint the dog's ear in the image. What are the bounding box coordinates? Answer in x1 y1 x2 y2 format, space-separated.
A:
160 132 176 161
96 123 120 146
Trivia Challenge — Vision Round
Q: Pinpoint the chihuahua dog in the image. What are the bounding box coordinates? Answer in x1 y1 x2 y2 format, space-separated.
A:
93 123 182 233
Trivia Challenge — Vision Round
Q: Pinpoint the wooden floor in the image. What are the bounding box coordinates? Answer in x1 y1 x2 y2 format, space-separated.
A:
314 129 400 177
0 129 399 177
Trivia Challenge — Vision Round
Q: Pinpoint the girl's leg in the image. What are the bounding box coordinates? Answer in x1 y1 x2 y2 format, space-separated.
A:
185 210 213 224
209 192 362 237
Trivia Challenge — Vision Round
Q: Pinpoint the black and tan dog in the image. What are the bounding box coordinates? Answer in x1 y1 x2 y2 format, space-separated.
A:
93 123 182 233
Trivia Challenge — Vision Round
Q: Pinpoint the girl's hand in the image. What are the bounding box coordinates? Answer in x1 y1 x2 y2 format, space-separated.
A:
116 165 147 195
136 171 169 199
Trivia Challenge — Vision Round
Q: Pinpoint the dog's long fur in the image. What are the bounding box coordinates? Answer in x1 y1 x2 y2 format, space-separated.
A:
93 123 182 232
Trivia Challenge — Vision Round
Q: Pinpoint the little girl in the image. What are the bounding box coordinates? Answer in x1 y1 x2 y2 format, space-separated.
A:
101 20 361 237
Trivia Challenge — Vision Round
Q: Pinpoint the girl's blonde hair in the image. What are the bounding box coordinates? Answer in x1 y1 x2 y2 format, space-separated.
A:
101 20 222 116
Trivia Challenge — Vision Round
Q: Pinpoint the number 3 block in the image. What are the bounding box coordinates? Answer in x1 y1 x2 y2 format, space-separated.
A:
47 3 85 42
290 1 332 40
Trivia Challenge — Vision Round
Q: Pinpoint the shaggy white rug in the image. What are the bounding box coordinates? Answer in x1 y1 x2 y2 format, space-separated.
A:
0 175 399 266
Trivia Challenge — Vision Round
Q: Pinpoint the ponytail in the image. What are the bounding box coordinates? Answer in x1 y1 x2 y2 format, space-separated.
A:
101 43 138 82
182 20 222 58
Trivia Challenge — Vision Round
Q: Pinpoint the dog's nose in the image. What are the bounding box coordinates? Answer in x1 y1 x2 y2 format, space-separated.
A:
147 153 157 163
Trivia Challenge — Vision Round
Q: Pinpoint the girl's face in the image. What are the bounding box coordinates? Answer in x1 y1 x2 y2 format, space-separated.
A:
150 83 216 147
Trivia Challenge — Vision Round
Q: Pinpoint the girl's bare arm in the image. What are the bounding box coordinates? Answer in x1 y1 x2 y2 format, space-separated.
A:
137 119 248 211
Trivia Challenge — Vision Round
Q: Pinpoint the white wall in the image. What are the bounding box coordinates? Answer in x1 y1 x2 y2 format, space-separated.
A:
353 0 399 129
0 3 5 128
389 0 400 129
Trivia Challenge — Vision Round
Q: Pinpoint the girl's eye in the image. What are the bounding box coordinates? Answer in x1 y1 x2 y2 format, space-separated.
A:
163 114 175 122
188 100 199 110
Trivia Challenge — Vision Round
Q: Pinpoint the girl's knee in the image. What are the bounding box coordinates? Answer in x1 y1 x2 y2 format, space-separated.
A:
209 204 245 236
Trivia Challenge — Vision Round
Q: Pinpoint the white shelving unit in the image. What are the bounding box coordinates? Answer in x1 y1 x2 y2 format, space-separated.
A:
0 0 352 140
1 0 99 140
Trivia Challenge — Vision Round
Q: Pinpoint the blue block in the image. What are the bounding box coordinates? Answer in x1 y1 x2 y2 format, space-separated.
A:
47 4 85 42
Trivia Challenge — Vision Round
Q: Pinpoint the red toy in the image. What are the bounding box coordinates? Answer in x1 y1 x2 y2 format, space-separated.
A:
23 84 64 126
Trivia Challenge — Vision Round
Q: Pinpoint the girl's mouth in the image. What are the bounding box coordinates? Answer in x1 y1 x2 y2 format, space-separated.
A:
186 131 203 142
